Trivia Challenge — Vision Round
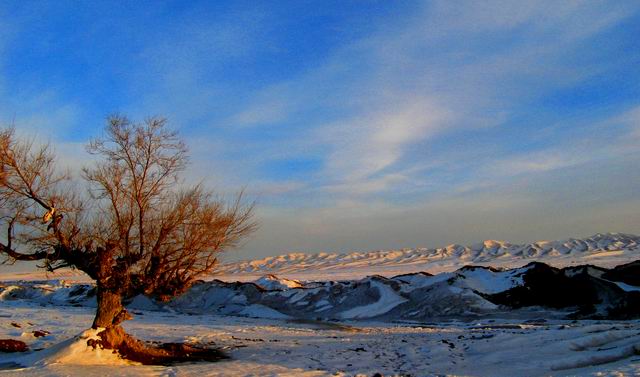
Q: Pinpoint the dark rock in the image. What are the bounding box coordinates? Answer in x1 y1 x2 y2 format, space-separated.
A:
485 263 608 310
391 271 434 280
458 265 503 273
441 339 455 349
0 339 28 353
602 259 640 286
32 330 50 338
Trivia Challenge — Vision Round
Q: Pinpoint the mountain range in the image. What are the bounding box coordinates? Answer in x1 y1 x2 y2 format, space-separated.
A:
216 232 640 281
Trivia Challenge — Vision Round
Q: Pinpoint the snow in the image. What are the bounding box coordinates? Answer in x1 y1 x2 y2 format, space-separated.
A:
611 281 640 292
2 302 640 376
17 328 135 367
392 272 452 290
212 233 640 282
2 232 640 376
5 233 639 283
3 257 639 323
456 266 528 294
238 304 291 319
338 280 407 319
254 275 303 290
126 295 159 311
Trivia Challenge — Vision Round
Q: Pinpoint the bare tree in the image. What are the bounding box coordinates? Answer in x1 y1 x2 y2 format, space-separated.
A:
0 117 256 362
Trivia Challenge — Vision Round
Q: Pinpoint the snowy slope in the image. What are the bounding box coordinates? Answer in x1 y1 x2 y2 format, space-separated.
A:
216 233 640 281
3 260 639 322
254 274 303 290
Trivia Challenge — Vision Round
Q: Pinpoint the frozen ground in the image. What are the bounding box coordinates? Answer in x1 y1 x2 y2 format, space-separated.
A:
2 301 640 377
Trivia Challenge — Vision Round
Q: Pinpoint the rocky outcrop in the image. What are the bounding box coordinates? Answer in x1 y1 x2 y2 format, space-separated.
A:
602 260 640 286
482 262 640 318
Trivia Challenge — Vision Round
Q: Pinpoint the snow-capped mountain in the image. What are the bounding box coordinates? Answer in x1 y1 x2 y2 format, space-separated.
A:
216 233 640 280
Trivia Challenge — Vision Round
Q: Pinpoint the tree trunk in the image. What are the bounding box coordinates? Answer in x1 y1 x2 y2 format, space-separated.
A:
92 287 127 328
87 283 226 365
91 244 132 330
87 253 225 365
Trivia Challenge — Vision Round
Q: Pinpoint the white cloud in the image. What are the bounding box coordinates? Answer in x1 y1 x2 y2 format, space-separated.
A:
491 151 588 176
325 172 410 196
324 97 453 184
616 105 640 140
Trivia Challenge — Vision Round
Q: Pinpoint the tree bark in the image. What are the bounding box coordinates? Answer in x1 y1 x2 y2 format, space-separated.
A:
92 286 131 329
88 286 226 364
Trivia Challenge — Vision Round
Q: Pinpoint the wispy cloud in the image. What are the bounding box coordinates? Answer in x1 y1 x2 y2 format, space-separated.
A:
215 0 639 204
323 97 453 185
616 105 640 141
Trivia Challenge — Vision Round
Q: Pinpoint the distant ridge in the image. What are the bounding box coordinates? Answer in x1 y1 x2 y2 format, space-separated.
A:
3 233 638 282
217 233 640 278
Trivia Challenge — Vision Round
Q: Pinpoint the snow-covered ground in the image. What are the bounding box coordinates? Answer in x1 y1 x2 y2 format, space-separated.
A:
2 301 640 377
2 232 640 376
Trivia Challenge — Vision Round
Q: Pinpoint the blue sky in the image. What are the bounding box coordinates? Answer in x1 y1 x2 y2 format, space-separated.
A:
1 1 639 263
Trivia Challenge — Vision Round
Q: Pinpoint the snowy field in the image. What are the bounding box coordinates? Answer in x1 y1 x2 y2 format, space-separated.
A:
1 232 640 376
2 301 640 377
